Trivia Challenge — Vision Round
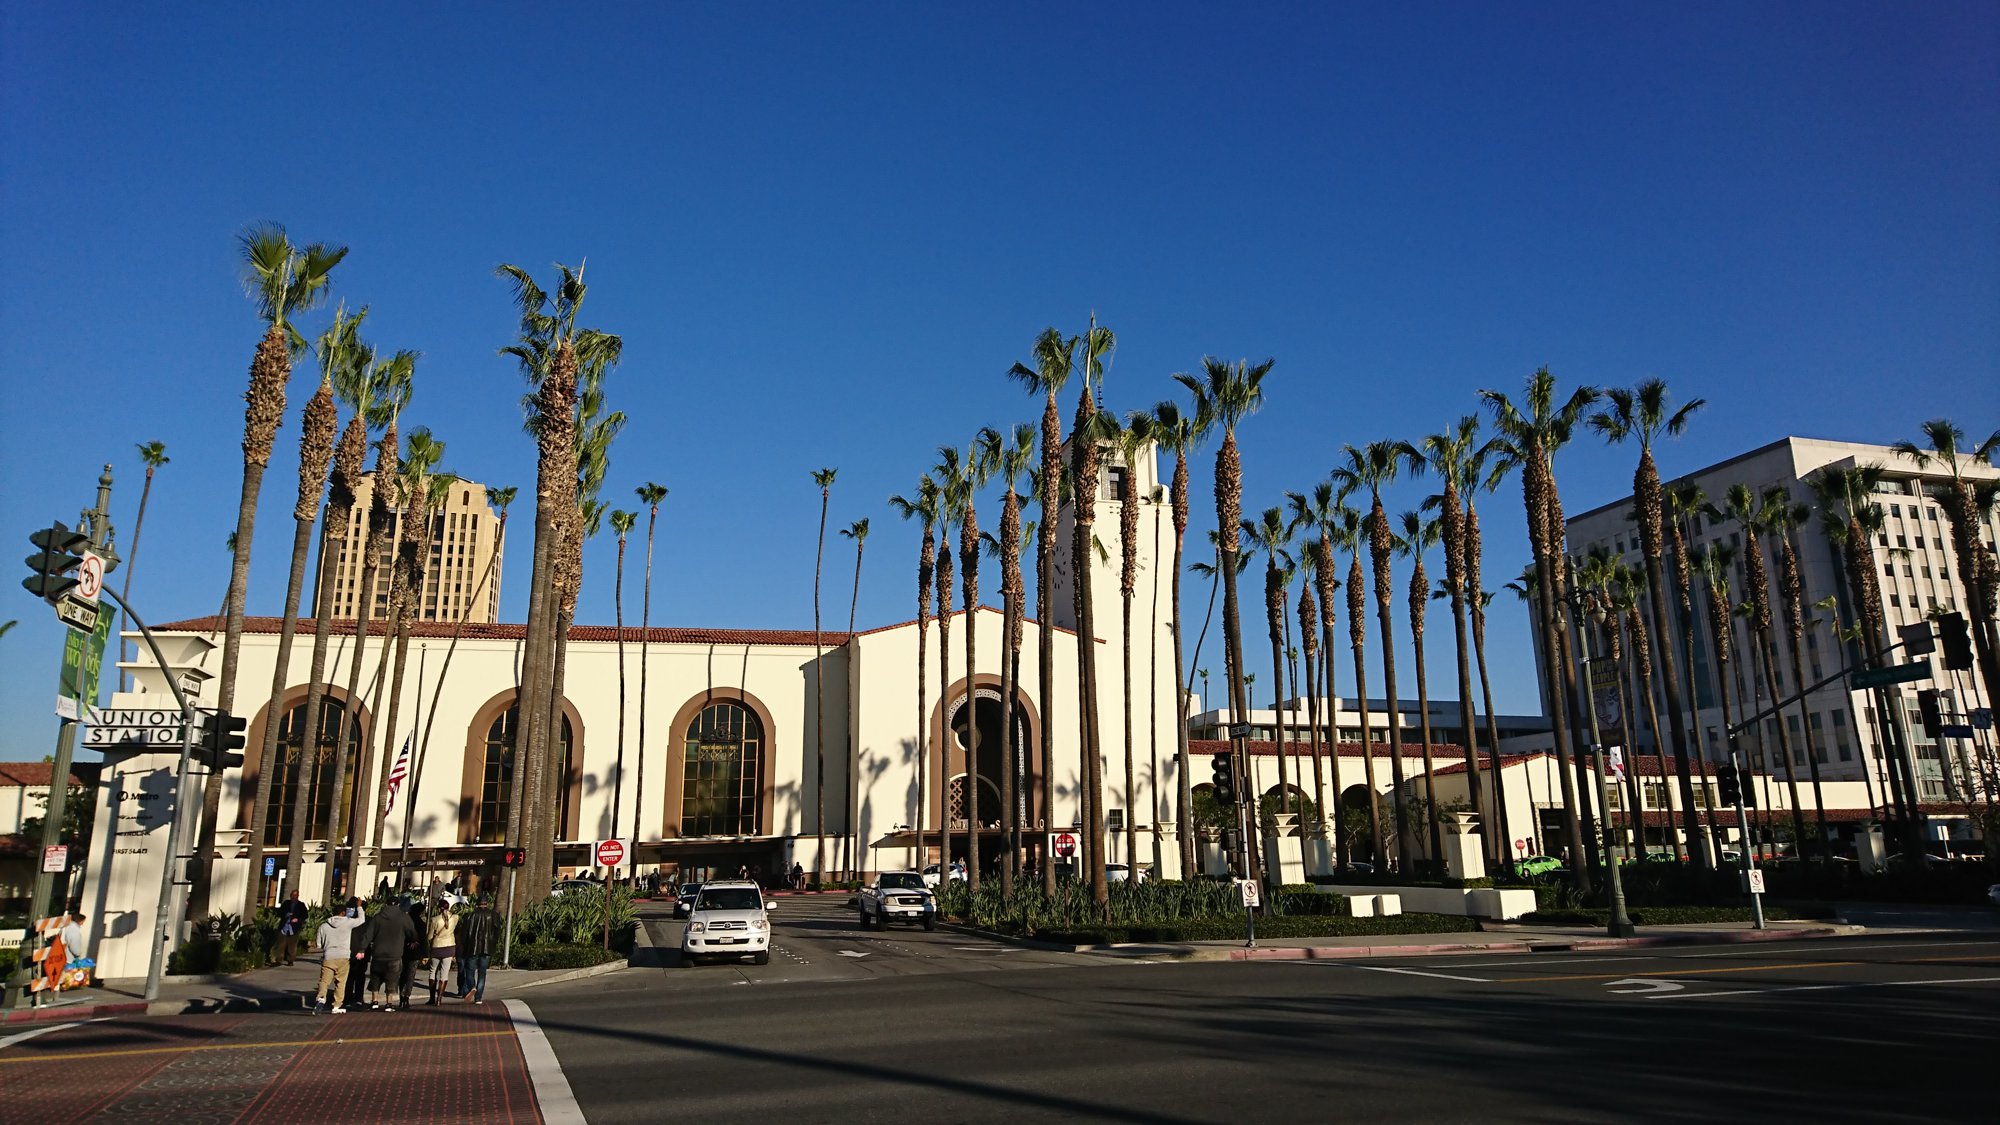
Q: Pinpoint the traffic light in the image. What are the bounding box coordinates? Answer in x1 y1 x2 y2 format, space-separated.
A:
196 710 247 772
1916 689 1944 739
1211 751 1235 806
23 523 87 605
1741 774 1757 809
1714 763 1740 807
1938 612 1973 672
501 847 527 868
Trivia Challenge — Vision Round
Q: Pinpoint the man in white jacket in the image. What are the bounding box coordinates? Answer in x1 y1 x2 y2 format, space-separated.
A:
313 898 365 1015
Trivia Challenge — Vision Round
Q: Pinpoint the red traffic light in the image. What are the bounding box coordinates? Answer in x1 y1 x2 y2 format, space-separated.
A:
501 847 526 868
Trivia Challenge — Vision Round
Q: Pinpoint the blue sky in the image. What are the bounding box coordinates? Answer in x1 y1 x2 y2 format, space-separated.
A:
2 4 1996 746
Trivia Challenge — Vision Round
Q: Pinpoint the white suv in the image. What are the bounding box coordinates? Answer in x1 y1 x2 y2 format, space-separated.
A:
680 880 773 965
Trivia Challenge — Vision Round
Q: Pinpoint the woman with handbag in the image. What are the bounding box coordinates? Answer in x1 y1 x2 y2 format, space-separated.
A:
425 902 458 1005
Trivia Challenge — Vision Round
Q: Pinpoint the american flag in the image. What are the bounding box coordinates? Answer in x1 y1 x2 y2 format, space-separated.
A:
380 734 412 819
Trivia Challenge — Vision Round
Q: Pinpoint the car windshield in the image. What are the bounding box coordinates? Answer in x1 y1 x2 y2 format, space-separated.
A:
879 874 924 891
696 888 762 912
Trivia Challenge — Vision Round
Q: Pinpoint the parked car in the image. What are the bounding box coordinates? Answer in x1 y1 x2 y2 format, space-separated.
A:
549 879 598 897
680 880 773 966
858 871 938 930
1513 855 1564 878
673 882 703 919
1987 883 1999 909
920 863 967 888
1105 863 1149 885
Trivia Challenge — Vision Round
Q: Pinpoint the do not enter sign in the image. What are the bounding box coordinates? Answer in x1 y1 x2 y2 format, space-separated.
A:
1048 832 1079 859
594 839 627 867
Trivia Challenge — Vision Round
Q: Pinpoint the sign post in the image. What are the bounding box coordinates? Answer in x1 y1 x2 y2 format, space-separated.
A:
594 839 628 952
1238 878 1259 947
1849 661 1931 691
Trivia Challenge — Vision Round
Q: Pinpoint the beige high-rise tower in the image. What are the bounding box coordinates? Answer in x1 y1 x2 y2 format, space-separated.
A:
325 474 503 623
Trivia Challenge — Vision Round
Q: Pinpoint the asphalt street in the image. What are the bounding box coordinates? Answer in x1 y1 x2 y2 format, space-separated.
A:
528 920 2000 1124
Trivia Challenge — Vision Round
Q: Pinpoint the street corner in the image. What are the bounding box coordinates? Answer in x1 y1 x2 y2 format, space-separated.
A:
0 999 558 1123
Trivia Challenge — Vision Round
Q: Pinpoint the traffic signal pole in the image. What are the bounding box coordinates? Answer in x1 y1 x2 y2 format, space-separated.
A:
1723 736 1766 929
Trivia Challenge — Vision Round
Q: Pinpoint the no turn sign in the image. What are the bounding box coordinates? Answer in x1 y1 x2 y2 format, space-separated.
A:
76 552 104 602
594 839 627 868
1048 832 1079 859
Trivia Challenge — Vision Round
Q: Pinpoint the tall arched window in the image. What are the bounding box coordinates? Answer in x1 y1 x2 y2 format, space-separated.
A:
263 699 360 845
477 705 574 844
682 702 763 837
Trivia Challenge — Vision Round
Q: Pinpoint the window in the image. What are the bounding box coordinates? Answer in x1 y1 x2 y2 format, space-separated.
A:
1105 465 1130 502
1890 504 1901 517
476 704 573 844
682 702 764 837
262 698 361 846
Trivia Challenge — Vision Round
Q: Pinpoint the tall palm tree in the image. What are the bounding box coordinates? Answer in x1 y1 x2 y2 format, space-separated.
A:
1893 420 2000 707
1464 480 1512 855
1576 550 1646 859
950 438 997 888
1664 479 1724 858
1069 320 1117 904
609 509 638 845
633 482 668 856
1114 416 1157 867
887 478 940 881
1481 370 1598 892
1332 501 1383 865
1421 417 1493 853
1590 380 1709 867
1008 327 1077 896
1695 543 1750 847
395 471 465 861
1708 484 1809 852
1153 400 1201 876
990 425 1035 896
810 467 838 881
1396 510 1446 866
1333 441 1423 867
1246 507 1296 816
1174 357 1271 889
932 469 956 878
194 223 346 916
839 516 870 877
1288 482 1346 869
118 440 170 690
239 305 351 914
1614 563 1676 859
1764 497 1832 857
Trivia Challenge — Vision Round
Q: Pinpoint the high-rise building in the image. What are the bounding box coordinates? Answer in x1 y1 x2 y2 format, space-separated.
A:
324 474 503 623
1550 436 1997 806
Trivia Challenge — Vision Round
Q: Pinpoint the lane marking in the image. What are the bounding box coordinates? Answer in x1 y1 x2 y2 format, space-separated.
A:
1605 978 1685 994
0 1029 511 1065
1350 965 1492 983
505 999 585 1125
837 950 873 959
0 1022 83 1051
1644 975 2000 1002
1502 960 1857 984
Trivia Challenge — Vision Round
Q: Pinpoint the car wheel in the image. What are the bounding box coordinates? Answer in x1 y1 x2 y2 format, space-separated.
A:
752 951 770 965
681 953 698 967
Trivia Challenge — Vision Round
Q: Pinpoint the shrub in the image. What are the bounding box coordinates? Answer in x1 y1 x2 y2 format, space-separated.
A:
1037 912 1480 945
1520 904 1828 926
0 945 18 981
514 884 638 954
507 943 624 970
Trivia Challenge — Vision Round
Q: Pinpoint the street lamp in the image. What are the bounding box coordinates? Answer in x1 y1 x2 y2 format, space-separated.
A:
1562 582 1636 939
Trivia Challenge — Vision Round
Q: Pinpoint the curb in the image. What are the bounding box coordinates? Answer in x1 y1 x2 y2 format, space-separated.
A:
500 957 630 992
1224 923 1862 961
1 1000 148 1025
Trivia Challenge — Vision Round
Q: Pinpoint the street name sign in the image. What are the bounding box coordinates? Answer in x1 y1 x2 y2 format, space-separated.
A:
84 706 187 748
1849 661 1930 691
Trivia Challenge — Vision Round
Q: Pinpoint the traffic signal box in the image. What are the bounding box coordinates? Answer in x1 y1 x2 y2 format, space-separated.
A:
502 848 527 868
1715 764 1740 807
1937 612 1972 672
1916 689 1944 739
23 523 88 604
1211 751 1235 805
197 710 247 772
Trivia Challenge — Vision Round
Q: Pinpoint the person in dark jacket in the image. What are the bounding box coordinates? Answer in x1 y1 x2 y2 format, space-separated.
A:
272 891 309 966
456 896 503 1003
397 900 426 1010
364 899 417 1010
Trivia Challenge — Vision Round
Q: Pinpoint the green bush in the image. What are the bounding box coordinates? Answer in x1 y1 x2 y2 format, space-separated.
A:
507 943 624 970
1521 904 1828 926
941 878 1244 935
1273 890 1343 916
1444 876 1494 889
1038 912 1480 945
514 884 638 953
0 945 18 981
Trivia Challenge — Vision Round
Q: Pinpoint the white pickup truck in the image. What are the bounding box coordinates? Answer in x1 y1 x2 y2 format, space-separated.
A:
858 871 938 930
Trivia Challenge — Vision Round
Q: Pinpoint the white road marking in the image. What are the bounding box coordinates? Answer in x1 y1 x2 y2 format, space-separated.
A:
1430 956 1633 969
1644 975 2000 1001
1606 978 1686 994
1347 965 1492 983
503 999 585 1125
0 1021 82 1051
837 950 873 959
1677 940 2000 959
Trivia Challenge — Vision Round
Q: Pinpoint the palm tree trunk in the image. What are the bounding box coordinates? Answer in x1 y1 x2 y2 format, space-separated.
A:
936 548 953 875
1123 586 1138 870
1348 557 1383 866
813 486 829 883
1319 608 1345 874
1448 587 1485 857
509 492 559 910
243 514 316 911
963 518 981 892
635 504 659 871
1754 628 1810 853
846 536 865 879
1471 592 1511 861
1411 622 1443 869
1170 513 1195 879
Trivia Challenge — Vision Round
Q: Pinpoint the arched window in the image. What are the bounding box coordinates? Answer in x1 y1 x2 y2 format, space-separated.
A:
477 705 574 844
263 699 360 845
682 702 763 837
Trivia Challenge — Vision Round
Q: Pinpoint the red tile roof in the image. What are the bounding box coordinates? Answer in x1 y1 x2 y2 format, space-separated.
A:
1607 802 1984 828
1189 738 1466 758
155 616 854 648
0 762 85 789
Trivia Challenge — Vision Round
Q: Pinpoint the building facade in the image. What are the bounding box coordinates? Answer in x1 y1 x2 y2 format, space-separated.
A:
323 474 503 624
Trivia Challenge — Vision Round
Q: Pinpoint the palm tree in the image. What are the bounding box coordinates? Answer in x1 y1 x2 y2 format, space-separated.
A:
1664 479 1724 858
609 508 638 845
1893 420 2000 707
948 438 998 888
932 468 956 878
1463 479 1512 854
887 478 941 881
1695 543 1749 847
990 425 1035 896
1288 482 1345 869
1396 510 1446 867
1153 400 1201 876
806 467 838 880
1421 417 1492 854
1070 320 1117 904
839 516 870 877
1481 369 1599 892
1174 357 1271 889
1764 497 1832 857
1708 484 1809 853
395 471 465 861
1576 550 1646 860
239 305 351 914
1114 416 1157 868
118 440 169 690
1332 501 1383 865
633 482 668 857
1613 563 1676 859
1246 507 1296 817
1008 327 1077 896
1333 441 1423 867
1589 380 1709 867
194 223 346 916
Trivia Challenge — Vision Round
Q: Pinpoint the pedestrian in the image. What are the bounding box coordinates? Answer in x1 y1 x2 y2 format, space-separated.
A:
273 890 309 966
57 912 92 989
313 898 363 1014
737 863 750 881
789 862 805 891
398 900 425 1010
457 894 501 1003
363 897 416 1011
425 901 457 1005
346 903 373 1008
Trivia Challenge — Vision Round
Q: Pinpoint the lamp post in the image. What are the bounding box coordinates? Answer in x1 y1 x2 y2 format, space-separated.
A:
1563 582 1636 939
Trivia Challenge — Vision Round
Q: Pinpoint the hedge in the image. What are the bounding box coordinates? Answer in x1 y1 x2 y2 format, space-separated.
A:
1520 904 1833 926
1034 913 1480 945
507 943 625 970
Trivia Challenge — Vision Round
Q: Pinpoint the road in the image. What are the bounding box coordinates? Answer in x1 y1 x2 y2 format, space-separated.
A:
530 919 1999 1123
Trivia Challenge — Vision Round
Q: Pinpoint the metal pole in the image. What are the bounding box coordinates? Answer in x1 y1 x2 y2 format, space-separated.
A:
1724 735 1767 929
1568 592 1635 938
502 866 517 968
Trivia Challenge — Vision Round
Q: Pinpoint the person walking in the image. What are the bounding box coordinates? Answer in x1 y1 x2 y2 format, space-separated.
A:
363 897 416 1011
456 895 501 1004
312 899 363 1014
397 900 426 1011
425 902 457 1005
273 891 309 966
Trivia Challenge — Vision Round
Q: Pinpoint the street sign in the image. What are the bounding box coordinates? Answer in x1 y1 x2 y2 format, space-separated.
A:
1973 708 1993 731
1940 724 1974 739
75 551 104 602
55 594 99 634
594 839 627 867
1849 661 1931 690
264 856 277 877
42 845 68 873
1048 831 1079 859
1898 621 1935 656
1515 838 1527 854
1743 869 1766 895
1238 879 1261 908
56 601 115 720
